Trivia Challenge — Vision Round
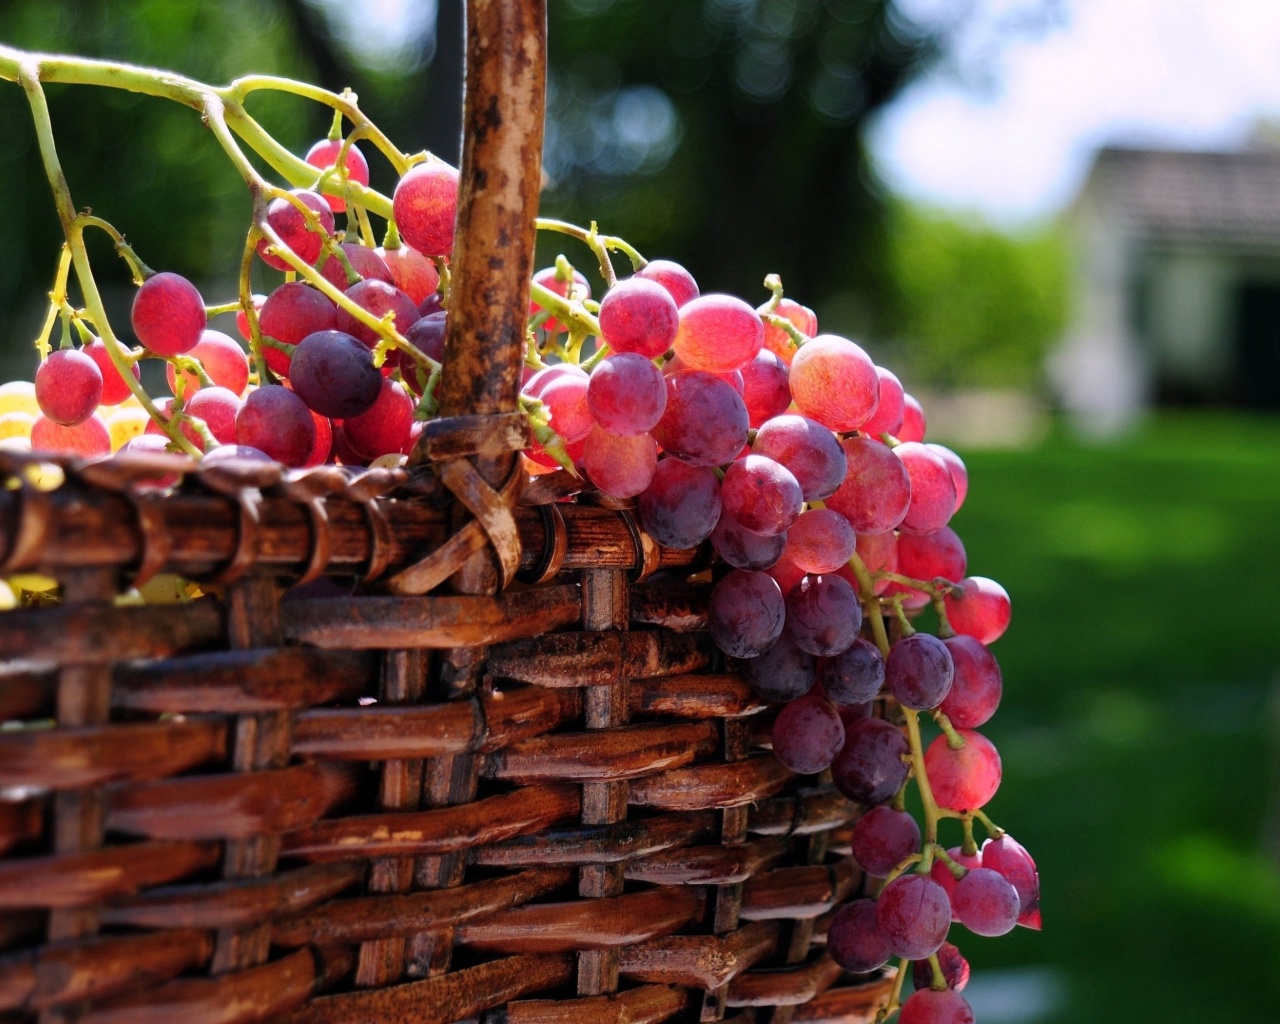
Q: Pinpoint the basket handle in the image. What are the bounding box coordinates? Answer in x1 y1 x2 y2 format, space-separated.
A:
435 0 547 420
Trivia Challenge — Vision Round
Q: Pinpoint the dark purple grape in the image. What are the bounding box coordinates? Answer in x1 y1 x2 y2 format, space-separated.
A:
817 637 885 706
875 873 952 959
751 414 847 502
651 370 749 467
235 385 315 466
886 633 955 711
952 867 1020 937
289 330 382 418
738 630 816 702
850 806 921 876
940 635 1002 728
912 941 970 992
831 717 909 806
721 454 803 536
707 569 786 659
826 899 892 974
710 514 786 571
771 694 845 774
898 988 975 1024
785 574 862 657
636 458 722 549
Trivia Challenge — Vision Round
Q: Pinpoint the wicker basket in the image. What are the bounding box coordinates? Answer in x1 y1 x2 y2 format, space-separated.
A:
0 3 894 1021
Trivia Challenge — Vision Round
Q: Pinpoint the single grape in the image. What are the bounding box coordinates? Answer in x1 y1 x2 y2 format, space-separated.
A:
925 730 1002 811
898 988 975 1024
636 458 722 549
927 443 969 512
377 244 440 304
132 272 206 357
710 513 786 571
319 241 394 292
343 378 415 459
891 526 967 609
403 311 448 364
305 137 370 213
831 717 910 806
523 362 589 398
581 425 658 499
824 436 912 535
305 411 335 468
929 846 983 909
826 899 892 974
634 258 699 309
258 189 335 271
720 455 803 536
418 291 445 318
895 442 957 535
786 508 857 574
940 635 1002 729
912 941 970 992
756 296 816 366
31 412 111 457
235 385 315 466
901 393 926 442
737 629 816 702
851 806 921 876
707 569 786 659
785 574 862 657
751 414 847 502
184 387 241 447
35 349 102 426
875 873 952 959
289 330 383 418
860 366 905 440
981 835 1041 930
393 161 460 257
789 334 879 431
952 866 1020 937
84 339 141 406
587 353 667 435
739 349 791 427
538 373 594 444
651 370 749 467
167 329 250 398
771 693 845 774
817 636 885 706
943 577 1012 645
598 277 679 359
259 283 339 376
886 633 955 711
334 279 421 350
765 544 807 598
672 293 764 373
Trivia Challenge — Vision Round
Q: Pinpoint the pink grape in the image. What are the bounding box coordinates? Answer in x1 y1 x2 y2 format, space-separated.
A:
825 436 911 534
393 161 460 257
335 279 421 350
652 370 749 467
940 635 1002 728
235 385 315 466
739 349 791 427
35 349 102 425
860 366 905 440
848 529 898 597
901 393 926 441
672 293 764 373
739 629 815 702
305 137 370 213
891 526 967 609
84 339 140 406
707 569 786 659
587 353 667 435
826 899 892 974
875 873 952 959
912 941 970 992
530 266 590 333
817 636 885 706
538 373 594 444
132 272 206 357
886 632 954 711
524 362 588 398
898 989 975 1024
167 330 250 397
289 330 383 418
636 458 722 549
766 545 807 598
786 508 857 574
851 806 921 876
757 296 816 366
710 513 786 571
927 443 969 512
377 244 440 304
831 717 909 806
31 412 110 457
259 283 338 375
751 414 847 502
184 387 240 447
258 189 334 271
581 426 658 499
785 574 862 657
635 258 699 308
930 846 983 909
981 835 1041 930
343 378 415 459
771 693 845 774
320 241 394 292
661 352 745 395
720 455 802 536
925 730 1002 811
895 441 958 534
952 867 1020 937
788 334 879 431
943 577 1012 645
598 277 679 358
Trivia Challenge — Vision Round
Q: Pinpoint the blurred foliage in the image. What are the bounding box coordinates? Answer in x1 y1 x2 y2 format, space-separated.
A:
885 201 1070 390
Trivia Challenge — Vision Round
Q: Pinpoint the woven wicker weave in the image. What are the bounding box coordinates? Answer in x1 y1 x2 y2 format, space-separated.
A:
0 3 894 1021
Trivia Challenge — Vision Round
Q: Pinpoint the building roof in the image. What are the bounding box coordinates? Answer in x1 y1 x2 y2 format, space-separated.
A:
1081 146 1280 248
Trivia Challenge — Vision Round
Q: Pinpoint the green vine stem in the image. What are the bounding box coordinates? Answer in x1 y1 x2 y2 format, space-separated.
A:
536 217 646 278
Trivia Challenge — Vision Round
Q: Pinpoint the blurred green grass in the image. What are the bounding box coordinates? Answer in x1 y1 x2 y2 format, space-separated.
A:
942 411 1280 1023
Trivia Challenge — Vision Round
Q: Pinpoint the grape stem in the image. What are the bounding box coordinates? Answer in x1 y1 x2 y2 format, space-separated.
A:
536 217 646 276
528 279 602 339
927 953 947 991
33 245 73 360
876 961 908 1024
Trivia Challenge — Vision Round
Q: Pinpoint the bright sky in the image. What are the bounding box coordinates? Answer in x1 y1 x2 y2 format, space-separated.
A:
870 0 1280 224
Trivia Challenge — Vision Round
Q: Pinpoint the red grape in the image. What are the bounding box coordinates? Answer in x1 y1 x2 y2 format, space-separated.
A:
826 899 892 974
912 941 970 992
766 544 808 598
891 526 966 609
860 366 905 440
378 244 440 304
789 334 879 431
35 349 102 425
393 161 460 257
707 569 786 659
537 373 594 444
132 272 206 357
672 293 764 372
901 393 926 442
939 636 1002 729
598 277 679 358
581 425 658 498
927 443 969 512
84 339 141 406
851 806 921 876
738 629 815 702
925 730 1002 811
235 385 315 466
943 577 1012 645
785 574 863 657
851 529 898 597
771 693 845 774
720 454 803 536
235 294 266 343
952 866 1020 937
981 835 1041 930
204 443 271 465
184 386 240 447
895 442 957 534
305 138 370 213
652 370 749 467
786 508 857 574
334 279 421 349
739 349 791 427
343 377 415 459
259 283 339 375
31 412 110 457
825 436 912 534
751 414 847 502
636 458 722 549
817 636 885 706
167 329 250 397
635 258 699 309
898 988 975 1024
319 241 393 292
587 353 667 435
289 330 383 418
831 717 909 806
875 873 952 959
886 632 955 711
929 846 983 909
258 189 334 271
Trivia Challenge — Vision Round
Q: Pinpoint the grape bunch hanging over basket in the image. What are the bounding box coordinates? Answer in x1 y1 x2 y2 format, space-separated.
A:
0 39 1038 1024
